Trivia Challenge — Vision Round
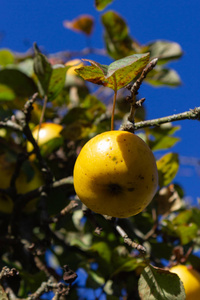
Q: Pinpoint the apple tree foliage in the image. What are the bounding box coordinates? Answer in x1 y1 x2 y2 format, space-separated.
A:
0 1 199 299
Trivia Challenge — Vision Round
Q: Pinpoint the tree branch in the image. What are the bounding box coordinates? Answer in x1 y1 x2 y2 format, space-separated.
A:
125 58 158 125
134 106 200 130
120 106 200 132
115 224 146 255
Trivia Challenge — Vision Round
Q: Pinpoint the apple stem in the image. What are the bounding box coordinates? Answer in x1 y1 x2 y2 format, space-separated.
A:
111 77 117 131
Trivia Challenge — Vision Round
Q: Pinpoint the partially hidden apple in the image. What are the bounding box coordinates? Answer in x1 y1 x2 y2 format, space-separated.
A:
0 155 44 214
27 122 63 158
73 130 158 218
170 264 200 300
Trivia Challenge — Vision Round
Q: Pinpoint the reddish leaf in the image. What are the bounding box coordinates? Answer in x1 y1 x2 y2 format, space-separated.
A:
75 53 150 91
63 15 94 35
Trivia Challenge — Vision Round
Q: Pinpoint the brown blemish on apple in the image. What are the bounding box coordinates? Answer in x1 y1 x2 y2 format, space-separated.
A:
107 183 123 195
127 187 135 192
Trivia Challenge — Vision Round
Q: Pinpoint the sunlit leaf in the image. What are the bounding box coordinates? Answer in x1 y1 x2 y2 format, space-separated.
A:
145 67 181 87
152 136 180 151
63 15 94 35
0 84 15 101
90 241 111 264
112 257 144 277
175 223 198 245
149 124 180 151
76 53 150 90
17 59 34 77
95 0 115 11
157 152 179 187
138 264 185 300
172 210 193 226
191 208 200 227
0 49 14 66
0 69 37 98
101 10 138 59
145 40 183 64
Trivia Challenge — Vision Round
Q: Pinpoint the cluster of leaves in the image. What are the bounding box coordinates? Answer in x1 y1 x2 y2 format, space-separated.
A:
0 1 199 300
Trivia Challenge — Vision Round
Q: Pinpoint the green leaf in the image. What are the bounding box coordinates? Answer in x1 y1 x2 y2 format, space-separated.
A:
191 208 200 227
0 49 14 66
86 270 105 289
138 264 186 300
152 136 180 151
0 84 15 101
149 124 180 151
112 257 144 276
157 153 179 187
33 44 69 101
33 43 52 96
0 69 37 98
76 53 150 91
47 64 68 101
172 210 193 226
90 241 111 264
95 0 114 11
17 59 34 77
39 136 64 157
146 40 183 64
101 10 137 59
175 223 198 245
146 67 181 87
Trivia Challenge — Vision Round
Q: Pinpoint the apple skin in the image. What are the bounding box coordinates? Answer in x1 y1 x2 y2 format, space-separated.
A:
65 59 84 76
0 155 44 214
170 265 200 300
27 122 63 155
73 130 158 218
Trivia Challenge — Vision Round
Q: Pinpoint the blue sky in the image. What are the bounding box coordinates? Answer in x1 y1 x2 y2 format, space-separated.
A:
0 0 200 202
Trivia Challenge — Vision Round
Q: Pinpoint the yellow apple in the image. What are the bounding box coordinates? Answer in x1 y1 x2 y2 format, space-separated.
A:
170 264 200 300
0 155 44 214
27 122 63 156
65 59 84 76
73 130 158 218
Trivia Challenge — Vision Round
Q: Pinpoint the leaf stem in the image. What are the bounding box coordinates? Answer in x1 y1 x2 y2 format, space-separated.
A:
111 76 117 131
37 94 48 143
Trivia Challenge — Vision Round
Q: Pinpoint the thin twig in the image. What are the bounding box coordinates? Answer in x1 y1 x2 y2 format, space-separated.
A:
0 267 18 280
49 200 79 223
130 58 158 95
134 106 200 130
115 225 146 255
126 58 158 125
0 120 22 132
37 94 48 143
14 46 106 63
83 209 103 235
